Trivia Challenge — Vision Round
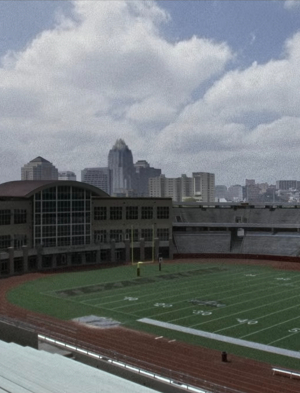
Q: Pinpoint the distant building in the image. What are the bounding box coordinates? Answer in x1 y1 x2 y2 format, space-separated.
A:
227 185 243 202
21 157 58 180
215 185 227 201
245 179 255 186
58 171 76 181
276 180 297 190
134 160 161 196
149 172 215 202
81 167 111 195
108 139 136 196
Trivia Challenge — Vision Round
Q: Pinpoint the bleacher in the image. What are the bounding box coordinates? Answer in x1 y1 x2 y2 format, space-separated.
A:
242 234 300 256
174 232 231 254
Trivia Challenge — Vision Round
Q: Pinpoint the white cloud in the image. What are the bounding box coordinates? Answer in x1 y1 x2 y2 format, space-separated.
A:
284 0 300 10
0 0 233 182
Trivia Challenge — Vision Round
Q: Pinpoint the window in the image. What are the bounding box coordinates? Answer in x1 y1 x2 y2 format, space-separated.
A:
125 228 139 241
42 201 56 212
72 212 85 223
141 228 153 241
94 230 107 243
94 206 107 220
42 187 56 200
157 206 169 219
42 213 56 225
14 209 27 224
72 200 84 211
157 228 169 240
110 230 123 242
110 206 122 220
14 235 27 248
0 210 10 225
72 224 85 235
126 206 138 220
141 206 153 219
0 235 11 249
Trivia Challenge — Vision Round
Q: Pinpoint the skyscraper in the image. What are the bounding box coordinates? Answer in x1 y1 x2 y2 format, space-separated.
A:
108 139 136 196
21 157 58 180
81 167 111 194
134 160 161 196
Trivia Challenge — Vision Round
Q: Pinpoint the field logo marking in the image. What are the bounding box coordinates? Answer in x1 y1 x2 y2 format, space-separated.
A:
124 296 138 301
193 310 212 316
154 303 173 308
276 278 291 281
245 274 257 277
288 328 300 333
237 318 258 325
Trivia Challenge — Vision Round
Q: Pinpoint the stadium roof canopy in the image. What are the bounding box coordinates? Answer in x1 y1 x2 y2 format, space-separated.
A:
0 340 158 393
0 180 110 198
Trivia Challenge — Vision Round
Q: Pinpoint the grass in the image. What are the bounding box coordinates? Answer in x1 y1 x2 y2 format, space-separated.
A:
7 261 300 368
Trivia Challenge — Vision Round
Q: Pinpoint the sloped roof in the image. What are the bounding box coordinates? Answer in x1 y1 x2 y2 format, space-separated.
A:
29 156 51 163
0 180 110 198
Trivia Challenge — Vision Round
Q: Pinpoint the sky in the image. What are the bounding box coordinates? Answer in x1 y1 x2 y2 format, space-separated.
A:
0 0 300 187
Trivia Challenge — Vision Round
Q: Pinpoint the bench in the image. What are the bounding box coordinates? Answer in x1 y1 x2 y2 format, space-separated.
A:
272 367 300 380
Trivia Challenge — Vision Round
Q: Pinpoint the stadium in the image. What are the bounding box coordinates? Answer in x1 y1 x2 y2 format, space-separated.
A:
1 180 300 392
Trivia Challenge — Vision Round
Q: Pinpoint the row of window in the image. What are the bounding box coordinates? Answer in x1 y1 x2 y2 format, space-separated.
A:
94 206 169 221
35 187 92 201
35 212 90 225
94 228 170 243
35 224 90 237
35 236 90 247
0 235 27 249
0 209 27 225
35 200 90 213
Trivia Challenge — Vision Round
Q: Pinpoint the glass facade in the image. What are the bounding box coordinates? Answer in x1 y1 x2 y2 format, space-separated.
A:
33 186 93 247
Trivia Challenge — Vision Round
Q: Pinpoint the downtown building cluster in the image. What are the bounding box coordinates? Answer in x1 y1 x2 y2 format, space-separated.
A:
21 139 215 203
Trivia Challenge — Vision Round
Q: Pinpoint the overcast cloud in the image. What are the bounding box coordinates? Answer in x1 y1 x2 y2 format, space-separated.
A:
0 1 298 185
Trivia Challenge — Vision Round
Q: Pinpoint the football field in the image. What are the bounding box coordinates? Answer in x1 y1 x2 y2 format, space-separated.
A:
7 261 300 366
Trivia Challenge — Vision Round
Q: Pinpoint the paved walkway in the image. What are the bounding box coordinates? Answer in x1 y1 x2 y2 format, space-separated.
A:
138 318 300 360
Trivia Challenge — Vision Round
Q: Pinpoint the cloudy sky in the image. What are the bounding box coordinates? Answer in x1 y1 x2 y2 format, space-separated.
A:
0 0 299 186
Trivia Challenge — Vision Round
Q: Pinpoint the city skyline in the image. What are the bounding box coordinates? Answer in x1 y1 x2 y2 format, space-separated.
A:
0 1 299 185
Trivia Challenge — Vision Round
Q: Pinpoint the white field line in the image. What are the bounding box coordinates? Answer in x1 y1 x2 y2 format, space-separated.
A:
168 284 300 326
214 300 300 334
93 275 276 313
239 312 300 339
81 267 260 308
267 331 298 345
138 318 300 360
100 270 284 314
79 265 251 305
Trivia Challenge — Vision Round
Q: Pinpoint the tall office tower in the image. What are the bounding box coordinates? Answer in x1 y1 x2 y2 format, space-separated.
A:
58 171 76 181
134 160 161 196
192 172 215 202
108 139 136 196
149 172 215 202
21 157 58 180
81 167 111 194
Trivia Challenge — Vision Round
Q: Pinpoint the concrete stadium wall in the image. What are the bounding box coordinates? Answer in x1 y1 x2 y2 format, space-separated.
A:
173 252 300 264
0 320 38 348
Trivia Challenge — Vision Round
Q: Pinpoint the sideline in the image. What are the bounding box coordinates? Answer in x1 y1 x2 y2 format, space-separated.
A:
138 318 300 360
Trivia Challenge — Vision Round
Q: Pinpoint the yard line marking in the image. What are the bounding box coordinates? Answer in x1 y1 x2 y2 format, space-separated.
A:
268 331 299 346
189 290 300 329
155 336 163 340
138 318 300 360
214 301 300 334
240 313 300 339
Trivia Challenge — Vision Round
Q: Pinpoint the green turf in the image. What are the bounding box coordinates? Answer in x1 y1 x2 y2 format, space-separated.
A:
7 262 300 368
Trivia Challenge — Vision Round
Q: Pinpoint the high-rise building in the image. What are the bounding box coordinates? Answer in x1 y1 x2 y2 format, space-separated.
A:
134 160 161 196
58 171 76 181
276 180 297 190
226 185 243 202
108 139 136 196
21 157 58 180
149 172 215 202
81 167 111 194
215 185 227 200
